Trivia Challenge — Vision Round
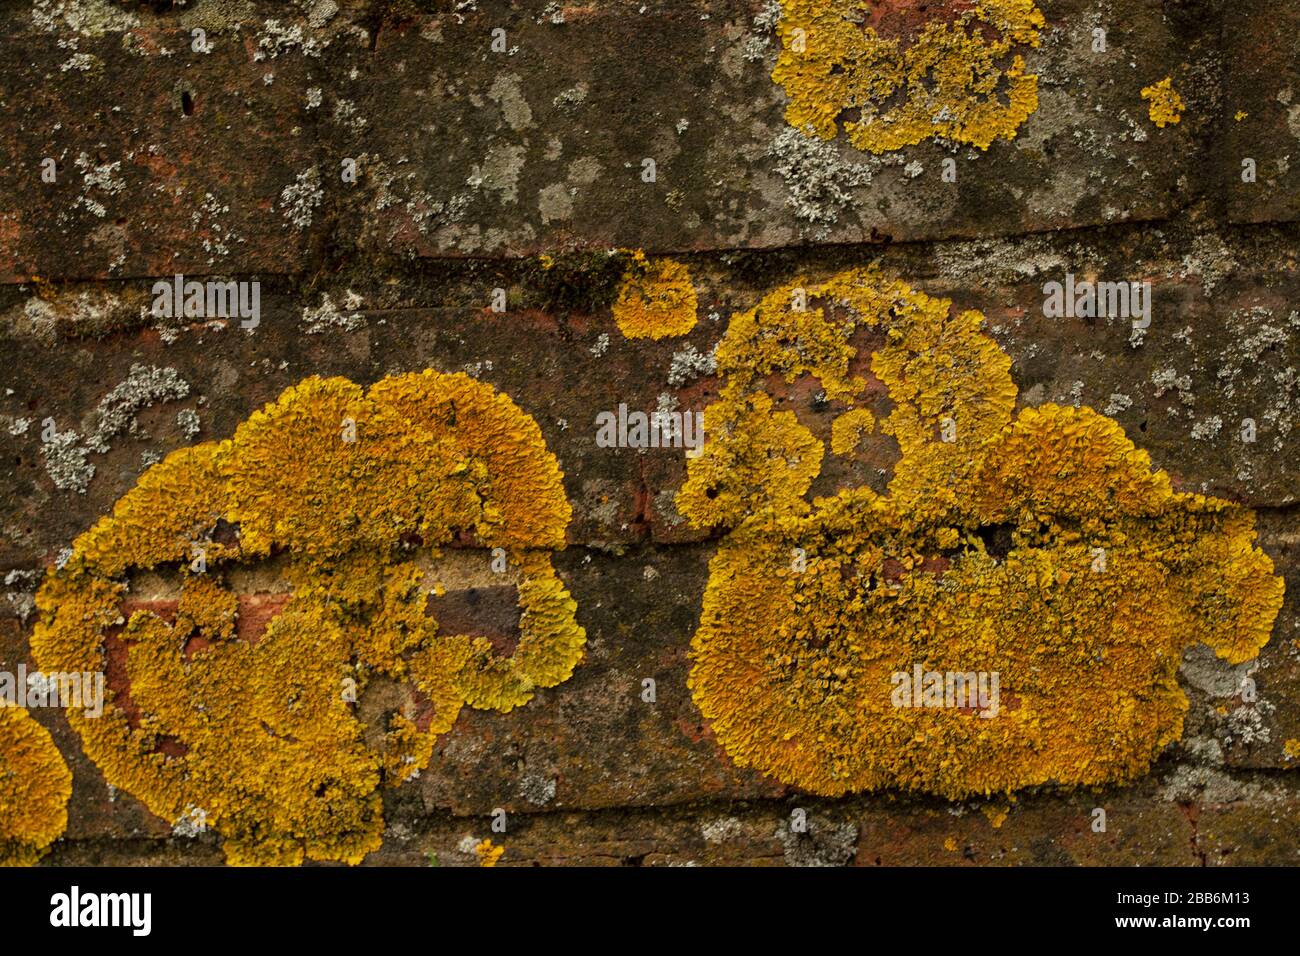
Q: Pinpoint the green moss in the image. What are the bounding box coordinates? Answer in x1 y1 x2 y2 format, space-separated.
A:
523 249 636 315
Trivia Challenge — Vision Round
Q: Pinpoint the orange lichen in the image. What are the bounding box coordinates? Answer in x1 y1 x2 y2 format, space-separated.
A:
830 408 876 456
0 705 72 866
680 267 1284 799
981 803 1010 828
475 837 505 866
612 251 698 339
771 0 1045 153
1141 77 1185 128
33 371 585 865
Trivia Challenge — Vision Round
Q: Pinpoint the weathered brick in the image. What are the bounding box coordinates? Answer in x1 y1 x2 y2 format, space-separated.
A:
1 0 1295 870
0 27 323 282
1222 0 1300 224
323 0 1200 254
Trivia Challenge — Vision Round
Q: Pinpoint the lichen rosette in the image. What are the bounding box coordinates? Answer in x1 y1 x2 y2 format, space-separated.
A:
679 268 1283 798
33 371 585 865
0 704 72 866
612 251 698 340
772 0 1046 153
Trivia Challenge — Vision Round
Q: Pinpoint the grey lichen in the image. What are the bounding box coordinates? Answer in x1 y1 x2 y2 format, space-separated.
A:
301 292 364 334
3 569 42 623
742 0 782 62
87 364 190 453
519 772 557 806
777 815 859 867
700 816 743 844
41 427 95 493
769 129 873 234
39 364 189 493
31 0 138 36
176 408 201 440
280 165 324 231
254 19 323 61
667 342 716 387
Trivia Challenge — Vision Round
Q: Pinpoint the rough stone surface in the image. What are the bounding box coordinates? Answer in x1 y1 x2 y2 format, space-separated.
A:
0 0 1296 866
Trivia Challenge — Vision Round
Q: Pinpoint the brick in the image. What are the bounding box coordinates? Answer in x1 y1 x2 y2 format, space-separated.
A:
1222 0 1300 224
0 26 322 282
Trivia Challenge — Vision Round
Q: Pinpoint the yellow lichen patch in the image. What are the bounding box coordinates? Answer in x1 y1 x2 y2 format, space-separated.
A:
680 267 1283 799
1284 739 1300 760
981 803 1010 828
33 371 585 866
771 0 1045 153
475 837 505 866
612 251 698 339
0 705 72 866
1141 77 1185 128
831 408 876 455
447 551 587 712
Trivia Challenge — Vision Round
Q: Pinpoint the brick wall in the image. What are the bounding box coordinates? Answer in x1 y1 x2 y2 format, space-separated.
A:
0 0 1296 867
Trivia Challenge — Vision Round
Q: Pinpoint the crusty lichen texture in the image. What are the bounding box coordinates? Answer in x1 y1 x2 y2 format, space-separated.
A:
771 0 1045 154
612 251 699 339
1141 76 1185 128
680 268 1284 799
33 371 585 866
0 705 72 866
475 837 505 866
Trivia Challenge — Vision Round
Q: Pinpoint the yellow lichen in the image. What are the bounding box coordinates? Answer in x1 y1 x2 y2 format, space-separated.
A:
679 267 1284 799
830 407 876 455
612 251 698 339
1284 739 1300 760
475 837 504 866
33 371 585 866
0 705 72 866
981 803 1010 828
771 0 1045 153
1141 77 1185 128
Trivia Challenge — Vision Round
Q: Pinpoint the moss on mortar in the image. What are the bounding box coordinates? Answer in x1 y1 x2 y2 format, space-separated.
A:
527 249 635 315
